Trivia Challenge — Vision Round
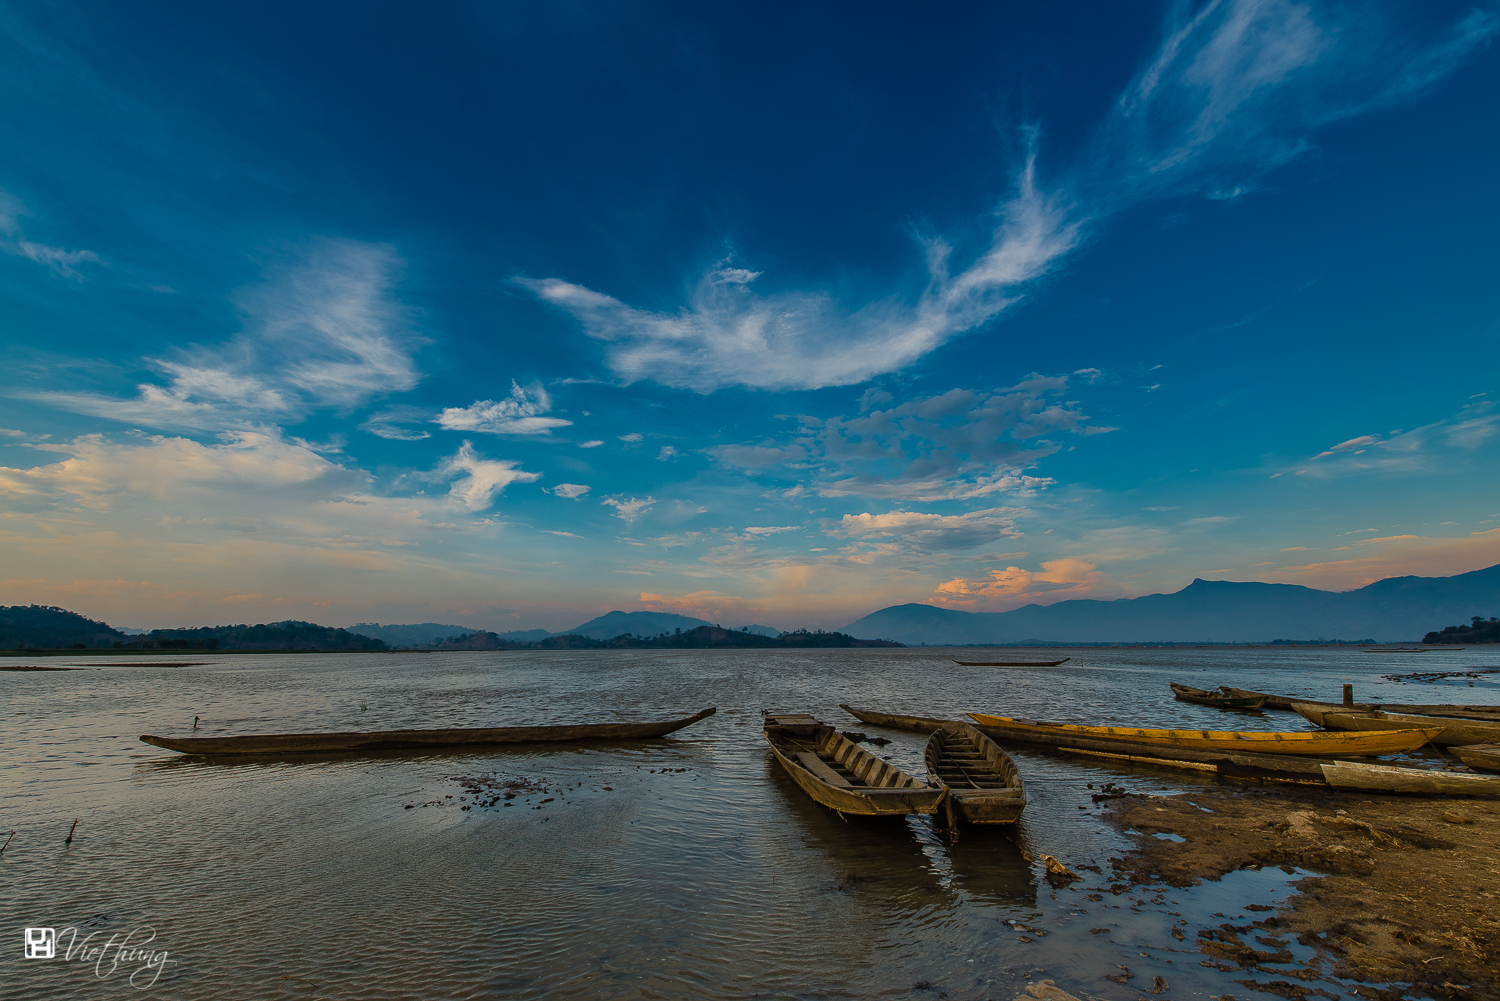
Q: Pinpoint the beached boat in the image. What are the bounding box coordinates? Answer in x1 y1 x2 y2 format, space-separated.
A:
840 704 953 732
966 712 1442 757
1320 760 1500 797
763 713 947 816
1453 744 1500 773
1170 683 1268 709
1293 705 1500 747
1224 688 1500 721
139 707 717 754
924 724 1026 824
952 658 1070 667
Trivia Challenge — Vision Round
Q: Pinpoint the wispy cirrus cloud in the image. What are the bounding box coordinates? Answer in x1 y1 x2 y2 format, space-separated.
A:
437 381 573 436
436 441 540 512
1287 399 1497 479
713 375 1104 501
518 2 1494 393
602 495 655 524
31 240 422 429
827 507 1025 551
0 190 100 279
931 557 1111 609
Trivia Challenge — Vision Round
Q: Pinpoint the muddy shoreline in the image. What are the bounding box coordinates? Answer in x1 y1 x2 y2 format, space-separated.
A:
1096 785 1498 1001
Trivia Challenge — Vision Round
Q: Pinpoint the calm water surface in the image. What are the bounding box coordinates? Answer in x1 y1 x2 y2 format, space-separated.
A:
3 646 1496 1000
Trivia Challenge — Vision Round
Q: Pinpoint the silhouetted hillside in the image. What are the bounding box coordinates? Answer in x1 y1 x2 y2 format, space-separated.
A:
434 625 898 650
1 605 128 649
141 621 387 651
841 564 1500 645
1424 615 1500 645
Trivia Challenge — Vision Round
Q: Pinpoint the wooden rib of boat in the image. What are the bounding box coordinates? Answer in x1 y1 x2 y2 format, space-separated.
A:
1453 744 1500 773
1170 683 1268 709
924 724 1026 824
763 713 947 816
139 707 717 754
966 712 1442 757
953 658 1070 667
1224 688 1500 722
1293 705 1500 747
1320 760 1500 797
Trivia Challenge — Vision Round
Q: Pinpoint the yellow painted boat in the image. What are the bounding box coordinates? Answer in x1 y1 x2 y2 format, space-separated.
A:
966 712 1443 757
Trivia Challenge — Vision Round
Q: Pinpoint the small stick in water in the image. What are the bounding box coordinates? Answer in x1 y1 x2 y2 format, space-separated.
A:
65 819 78 846
1 831 14 854
193 715 200 730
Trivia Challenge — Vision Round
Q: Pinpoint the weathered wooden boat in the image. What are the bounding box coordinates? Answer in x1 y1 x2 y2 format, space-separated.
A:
840 704 953 732
953 658 1070 667
924 724 1026 824
763 713 948 816
1320 760 1500 797
1360 647 1428 653
140 707 717 754
966 712 1443 757
1453 743 1500 773
843 705 1333 782
1224 687 1500 722
1170 683 1268 709
1293 705 1500 747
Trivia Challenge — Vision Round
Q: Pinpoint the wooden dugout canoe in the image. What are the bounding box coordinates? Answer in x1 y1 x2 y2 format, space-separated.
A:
1293 705 1500 747
139 707 717 754
952 658 1070 667
966 712 1443 757
1225 688 1500 722
763 713 947 816
1453 743 1500 773
840 704 953 733
1320 760 1500 797
924 724 1025 824
1170 683 1268 709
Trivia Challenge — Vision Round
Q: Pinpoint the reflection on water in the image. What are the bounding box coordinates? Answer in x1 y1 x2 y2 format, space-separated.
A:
2 646 1496 999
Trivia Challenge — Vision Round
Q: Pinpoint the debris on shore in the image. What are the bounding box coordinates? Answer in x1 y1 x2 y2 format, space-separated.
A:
1100 787 1499 999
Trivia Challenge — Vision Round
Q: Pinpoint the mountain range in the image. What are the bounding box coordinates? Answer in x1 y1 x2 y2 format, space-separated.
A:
838 563 1500 645
348 611 782 648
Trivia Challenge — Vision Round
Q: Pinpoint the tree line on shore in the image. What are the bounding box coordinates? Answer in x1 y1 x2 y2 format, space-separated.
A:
1423 616 1500 645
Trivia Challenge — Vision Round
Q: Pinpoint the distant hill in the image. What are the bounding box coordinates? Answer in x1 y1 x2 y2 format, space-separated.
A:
840 563 1500 645
562 610 715 639
141 621 388 651
1 605 128 649
349 622 480 648
434 625 898 651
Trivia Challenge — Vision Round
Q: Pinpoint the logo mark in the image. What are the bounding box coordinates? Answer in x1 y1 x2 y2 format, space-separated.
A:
25 927 56 959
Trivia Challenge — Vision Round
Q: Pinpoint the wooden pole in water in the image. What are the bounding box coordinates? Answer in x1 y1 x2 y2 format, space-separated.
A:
64 819 78 846
1 831 13 854
1343 684 1353 706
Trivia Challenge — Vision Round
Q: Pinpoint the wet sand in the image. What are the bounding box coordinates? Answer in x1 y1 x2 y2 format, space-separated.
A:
1100 786 1499 1001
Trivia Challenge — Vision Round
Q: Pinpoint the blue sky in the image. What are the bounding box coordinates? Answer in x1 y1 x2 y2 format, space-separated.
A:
1 0 1497 632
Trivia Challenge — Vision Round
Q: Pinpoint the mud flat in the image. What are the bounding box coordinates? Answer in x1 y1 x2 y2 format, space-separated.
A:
1100 786 1499 1001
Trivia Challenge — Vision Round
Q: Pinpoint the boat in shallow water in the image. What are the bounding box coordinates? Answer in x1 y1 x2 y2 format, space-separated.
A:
140 707 717 754
1320 760 1500 797
952 658 1070 667
1293 705 1500 747
1223 688 1500 721
763 713 947 816
1170 683 1268 709
966 712 1442 757
840 704 951 732
924 724 1025 824
1453 744 1500 773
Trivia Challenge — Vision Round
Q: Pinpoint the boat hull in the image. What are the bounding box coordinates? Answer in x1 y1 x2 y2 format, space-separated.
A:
1170 683 1267 709
953 658 1069 667
1453 743 1500 773
840 704 952 733
966 712 1442 757
764 714 946 816
1298 707 1500 747
924 724 1025 824
1320 760 1500 797
1225 688 1500 722
140 708 717 754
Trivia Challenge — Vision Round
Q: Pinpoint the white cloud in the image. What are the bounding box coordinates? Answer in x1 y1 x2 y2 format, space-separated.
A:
31 240 422 429
542 530 582 538
828 507 1024 550
548 483 591 500
0 191 100 279
436 441 540 512
618 433 644 443
656 446 679 461
601 495 655 524
932 558 1109 609
578 440 605 448
517 3 1492 394
437 382 573 436
361 405 433 440
712 376 1098 501
743 526 801 536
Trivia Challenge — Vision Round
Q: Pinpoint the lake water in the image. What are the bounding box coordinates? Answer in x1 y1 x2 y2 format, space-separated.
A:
3 646 1496 999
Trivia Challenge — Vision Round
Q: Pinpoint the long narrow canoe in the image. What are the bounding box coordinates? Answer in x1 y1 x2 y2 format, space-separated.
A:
840 704 953 732
1170 683 1267 709
967 712 1443 757
763 713 947 816
1225 687 1500 721
1294 705 1500 747
140 707 716 754
1453 744 1500 773
953 658 1070 667
925 724 1025 824
1320 760 1500 797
